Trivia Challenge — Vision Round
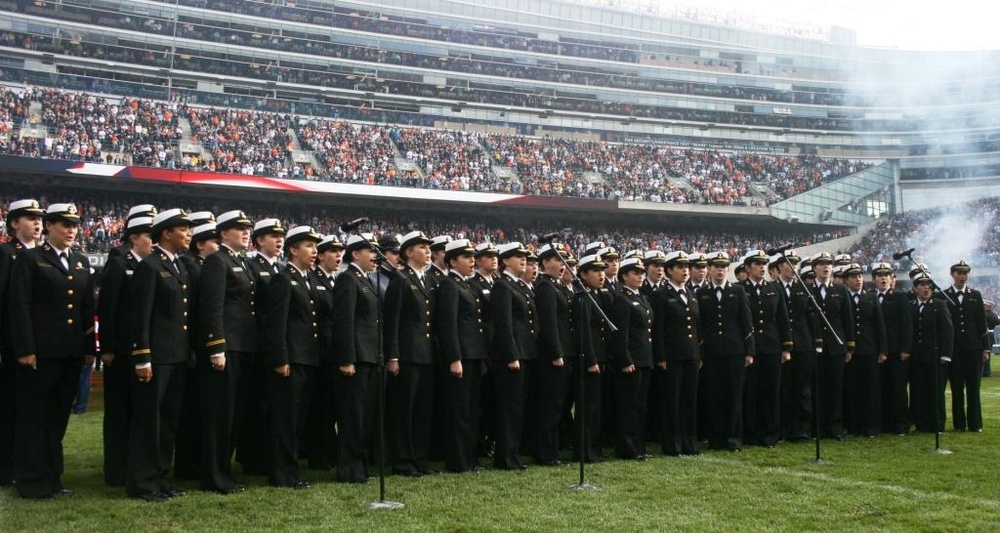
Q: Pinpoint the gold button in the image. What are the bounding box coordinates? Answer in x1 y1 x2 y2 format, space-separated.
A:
183 312 188 317
425 322 430 327
314 334 318 339
183 298 188 303
67 319 74 325
67 275 74 281
251 311 256 316
68 290 74 295
313 322 318 327
312 311 316 316
309 300 314 305
426 334 430 339
182 325 188 331
67 304 74 310
182 285 187 290
425 311 430 316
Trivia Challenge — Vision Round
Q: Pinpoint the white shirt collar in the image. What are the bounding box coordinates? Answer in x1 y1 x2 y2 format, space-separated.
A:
668 280 686 293
318 265 336 278
624 285 641 295
156 245 176 263
351 262 373 274
289 262 310 278
47 241 69 256
504 271 522 283
129 249 144 263
449 269 469 281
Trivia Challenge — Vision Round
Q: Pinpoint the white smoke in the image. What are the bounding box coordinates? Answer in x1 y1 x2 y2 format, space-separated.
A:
907 206 990 279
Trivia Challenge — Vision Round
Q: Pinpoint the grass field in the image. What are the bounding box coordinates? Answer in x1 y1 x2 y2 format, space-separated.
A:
2 378 999 532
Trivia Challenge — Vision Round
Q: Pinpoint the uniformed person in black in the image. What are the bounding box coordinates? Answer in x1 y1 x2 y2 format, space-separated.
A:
642 251 666 296
384 230 437 477
371 233 401 301
651 251 701 456
329 234 381 484
528 243 573 466
610 255 656 460
843 263 888 437
810 252 855 440
173 214 217 481
775 251 820 441
697 252 755 451
0 199 44 487
435 239 489 472
197 210 256 494
687 253 709 293
9 203 96 499
872 263 913 435
734 263 749 283
910 273 954 433
98 208 156 487
943 260 990 432
741 250 792 447
126 208 194 502
570 253 610 463
469 242 499 458
491 242 538 470
263 225 323 489
429 234 452 282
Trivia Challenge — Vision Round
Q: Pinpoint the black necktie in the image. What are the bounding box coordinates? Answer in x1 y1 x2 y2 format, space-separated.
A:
755 284 762 297
820 285 827 300
784 284 791 299
716 287 723 302
59 252 69 270
918 302 925 314
878 293 884 305
853 294 860 306
679 289 688 304
958 291 964 304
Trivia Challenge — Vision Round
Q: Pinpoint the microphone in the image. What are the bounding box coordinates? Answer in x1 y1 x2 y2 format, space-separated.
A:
338 217 369 233
539 232 562 243
892 247 915 261
765 243 796 256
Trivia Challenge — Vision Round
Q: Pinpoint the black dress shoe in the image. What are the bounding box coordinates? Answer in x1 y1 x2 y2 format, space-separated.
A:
55 488 73 497
833 434 846 442
138 492 172 503
163 486 187 498
217 485 246 494
292 480 310 490
540 459 563 467
418 468 440 476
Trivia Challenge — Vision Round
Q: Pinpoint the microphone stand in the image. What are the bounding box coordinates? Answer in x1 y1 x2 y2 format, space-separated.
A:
544 238 617 492
780 249 844 465
344 228 404 511
897 250 953 455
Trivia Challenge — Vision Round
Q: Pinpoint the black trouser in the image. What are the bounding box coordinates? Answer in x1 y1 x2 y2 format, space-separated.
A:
528 358 568 464
703 355 746 450
267 363 317 487
781 351 815 439
334 363 378 483
816 354 846 438
879 353 910 434
102 353 131 486
126 363 187 497
744 352 781 446
442 359 484 472
570 362 603 462
949 350 985 431
492 362 528 469
910 358 948 433
387 361 434 474
658 359 699 456
173 360 201 480
613 366 651 459
236 351 269 475
846 353 881 436
478 364 497 457
600 366 617 449
14 358 81 499
1 355 18 485
199 350 247 492
303 366 337 470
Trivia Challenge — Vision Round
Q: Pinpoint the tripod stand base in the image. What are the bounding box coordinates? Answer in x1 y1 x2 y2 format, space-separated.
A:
567 482 600 491
930 448 954 455
366 500 406 510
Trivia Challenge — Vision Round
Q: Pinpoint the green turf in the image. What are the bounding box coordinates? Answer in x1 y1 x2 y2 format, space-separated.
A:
2 378 999 532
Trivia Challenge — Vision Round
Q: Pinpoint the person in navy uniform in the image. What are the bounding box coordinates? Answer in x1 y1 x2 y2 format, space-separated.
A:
329 233 381 484
843 263 888 437
569 253 611 463
0 198 44 487
8 203 96 499
303 234 344 472
610 254 656 460
943 260 990 432
809 252 855 440
469 242 499 459
262 226 322 490
491 242 538 470
641 251 666 296
697 252 755 452
740 250 792 448
871 263 913 435
686 253 709 293
197 210 256 494
428 235 452 281
125 209 194 502
98 207 156 487
528 243 573 467
774 251 820 442
434 239 489 472
371 233 401 301
651 251 701 456
385 230 437 477
173 214 217 481
910 273 954 433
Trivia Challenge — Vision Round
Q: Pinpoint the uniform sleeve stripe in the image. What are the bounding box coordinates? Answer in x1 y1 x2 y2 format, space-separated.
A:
205 339 226 348
131 349 151 356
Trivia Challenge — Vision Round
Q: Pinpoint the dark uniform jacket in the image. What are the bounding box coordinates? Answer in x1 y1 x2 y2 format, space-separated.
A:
468 272 496 349
178 253 205 356
877 289 913 354
848 290 888 355
696 282 755 357
0 240 31 361
384 265 436 365
310 268 337 361
535 273 575 362
610 287 655 369
198 245 257 355
246 253 281 347
651 283 700 362
812 281 855 356
435 272 488 363
491 273 538 362
329 264 380 365
9 242 96 359
574 289 610 368
98 251 141 356
263 264 320 367
912 298 954 363
776 278 820 353
129 247 192 366
741 279 793 354
640 279 663 298
943 286 991 352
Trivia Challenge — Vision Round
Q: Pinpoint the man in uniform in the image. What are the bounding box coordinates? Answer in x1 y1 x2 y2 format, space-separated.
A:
810 252 855 440
872 262 913 435
943 260 990 432
774 251 819 441
372 233 401 301
843 263 887 437
9 203 96 499
98 207 156 487
687 253 709 293
910 273 954 433
469 242 499 458
0 198 44 487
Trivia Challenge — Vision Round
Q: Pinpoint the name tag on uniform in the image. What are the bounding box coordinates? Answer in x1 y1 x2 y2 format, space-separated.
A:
259 272 270 277
38 261 53 268
291 281 299 286
160 272 172 278
410 284 421 291
232 267 244 272
482 289 490 295
125 270 134 276
316 286 327 291
633 301 641 306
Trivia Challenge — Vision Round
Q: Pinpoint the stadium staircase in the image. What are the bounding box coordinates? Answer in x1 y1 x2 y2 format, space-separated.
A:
286 127 322 174
768 162 895 226
176 116 211 164
668 176 702 201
